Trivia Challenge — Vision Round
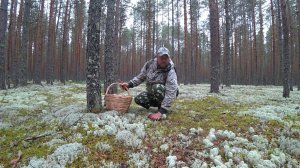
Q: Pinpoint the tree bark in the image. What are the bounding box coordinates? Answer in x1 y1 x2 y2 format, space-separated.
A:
183 0 188 84
60 0 70 85
209 0 221 93
0 0 8 89
281 0 290 97
114 0 120 79
19 0 32 86
258 0 264 85
224 0 231 87
46 0 56 85
252 1 258 85
104 0 116 94
86 0 103 112
33 0 45 85
271 0 276 85
6 0 17 88
14 0 23 87
297 0 300 90
145 0 152 61
277 0 283 85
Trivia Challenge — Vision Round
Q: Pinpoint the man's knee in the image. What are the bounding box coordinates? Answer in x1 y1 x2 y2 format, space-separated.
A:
134 92 150 108
151 84 165 99
134 96 141 104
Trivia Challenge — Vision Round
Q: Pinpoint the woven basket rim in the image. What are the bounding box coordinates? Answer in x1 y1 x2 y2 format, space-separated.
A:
104 82 132 113
105 82 131 96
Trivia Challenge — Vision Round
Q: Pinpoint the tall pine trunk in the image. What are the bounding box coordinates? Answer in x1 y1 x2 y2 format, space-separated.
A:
7 0 17 88
271 0 276 85
46 0 56 85
183 0 188 84
19 0 32 86
86 0 103 112
252 1 258 85
0 0 9 89
297 0 300 91
209 0 221 93
281 0 290 97
224 0 231 87
258 0 264 85
104 0 116 93
145 0 152 61
33 0 45 85
60 0 70 85
277 0 283 85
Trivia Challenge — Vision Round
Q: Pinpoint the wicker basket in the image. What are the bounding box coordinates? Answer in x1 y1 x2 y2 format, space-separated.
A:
105 83 133 113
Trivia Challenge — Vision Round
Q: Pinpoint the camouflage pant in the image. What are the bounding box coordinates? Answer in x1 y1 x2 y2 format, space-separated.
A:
134 84 166 109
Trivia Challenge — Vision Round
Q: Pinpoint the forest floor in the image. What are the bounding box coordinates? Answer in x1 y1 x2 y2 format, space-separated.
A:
0 82 300 167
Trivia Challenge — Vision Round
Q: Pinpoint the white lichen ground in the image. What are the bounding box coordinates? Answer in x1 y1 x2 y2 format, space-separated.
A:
0 82 300 167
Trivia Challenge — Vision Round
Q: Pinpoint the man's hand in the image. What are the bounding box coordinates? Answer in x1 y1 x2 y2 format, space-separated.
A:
119 82 129 91
148 112 162 121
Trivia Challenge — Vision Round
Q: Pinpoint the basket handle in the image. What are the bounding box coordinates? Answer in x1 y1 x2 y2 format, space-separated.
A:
105 82 131 96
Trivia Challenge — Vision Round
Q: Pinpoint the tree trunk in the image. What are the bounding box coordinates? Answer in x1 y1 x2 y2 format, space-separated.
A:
86 0 103 112
258 0 264 85
6 0 17 88
209 0 221 93
183 0 188 84
33 0 45 85
281 0 290 97
46 0 56 85
19 0 32 86
145 0 152 61
224 0 231 87
104 0 116 94
14 0 23 87
176 0 181 83
297 0 300 90
287 1 293 91
252 1 258 85
171 0 175 56
60 0 70 85
114 0 120 79
190 0 199 84
271 0 276 85
277 0 283 85
0 0 9 89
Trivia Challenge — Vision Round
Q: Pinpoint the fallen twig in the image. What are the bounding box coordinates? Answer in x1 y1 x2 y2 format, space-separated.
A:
24 132 54 142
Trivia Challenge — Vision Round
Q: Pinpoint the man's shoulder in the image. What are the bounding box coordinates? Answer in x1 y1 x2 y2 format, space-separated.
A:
168 68 177 76
145 59 155 70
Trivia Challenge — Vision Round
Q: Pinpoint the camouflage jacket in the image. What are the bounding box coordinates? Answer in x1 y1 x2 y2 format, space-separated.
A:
129 58 178 111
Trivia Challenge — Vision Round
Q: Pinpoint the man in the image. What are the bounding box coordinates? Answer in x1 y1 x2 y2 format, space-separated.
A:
120 47 178 121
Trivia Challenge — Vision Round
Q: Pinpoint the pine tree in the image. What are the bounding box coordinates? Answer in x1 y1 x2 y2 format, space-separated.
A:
86 0 103 112
209 0 221 93
60 0 70 85
7 0 18 88
0 0 9 89
224 0 231 87
104 0 117 94
19 0 32 86
281 0 291 97
297 0 300 90
33 0 45 85
46 0 56 85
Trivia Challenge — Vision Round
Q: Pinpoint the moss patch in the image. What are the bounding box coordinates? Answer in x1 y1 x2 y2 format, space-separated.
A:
145 96 285 142
0 127 53 167
146 97 257 135
283 115 300 129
